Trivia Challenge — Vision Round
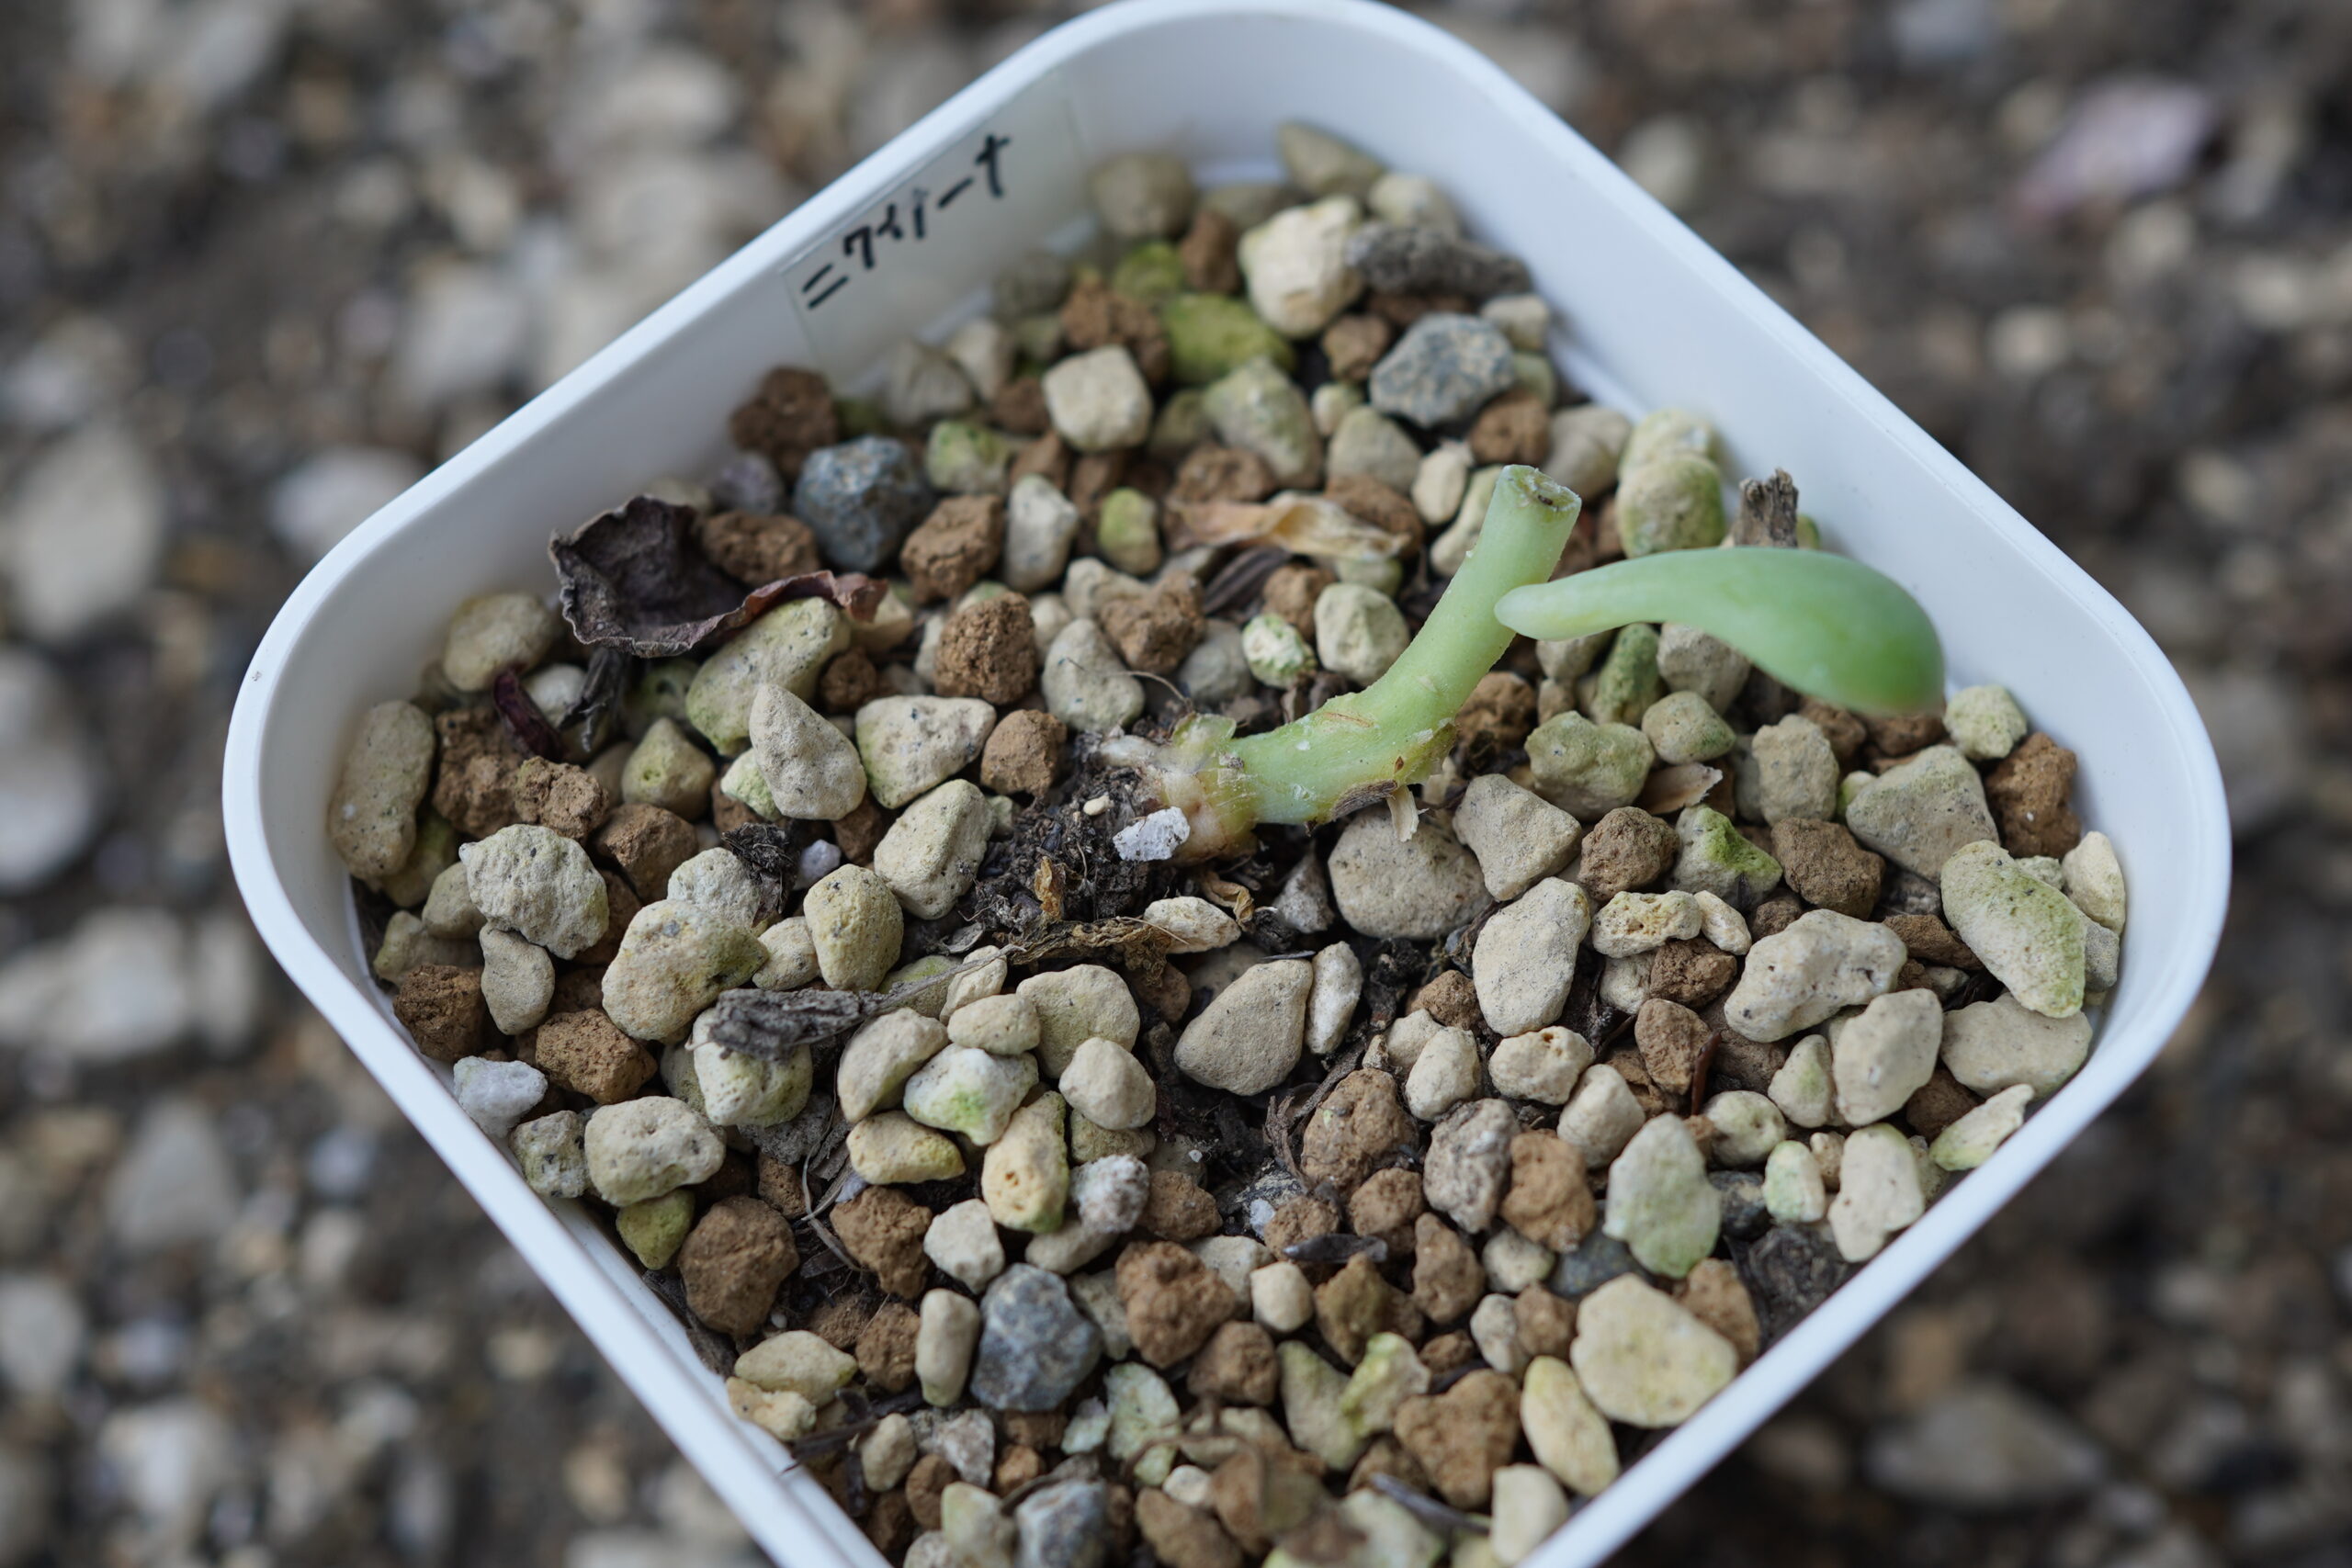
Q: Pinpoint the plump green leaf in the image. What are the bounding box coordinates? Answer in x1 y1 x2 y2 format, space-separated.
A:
1495 547 1944 716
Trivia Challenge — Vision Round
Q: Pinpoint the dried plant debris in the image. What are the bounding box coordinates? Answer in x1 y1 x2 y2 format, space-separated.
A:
327 124 2129 1568
491 667 569 761
552 496 766 654
553 495 886 656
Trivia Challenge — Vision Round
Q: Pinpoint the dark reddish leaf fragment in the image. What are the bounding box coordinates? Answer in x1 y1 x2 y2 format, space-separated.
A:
492 667 567 761
764 570 889 622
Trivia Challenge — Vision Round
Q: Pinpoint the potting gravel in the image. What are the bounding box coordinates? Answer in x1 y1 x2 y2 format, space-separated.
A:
326 124 2132 1568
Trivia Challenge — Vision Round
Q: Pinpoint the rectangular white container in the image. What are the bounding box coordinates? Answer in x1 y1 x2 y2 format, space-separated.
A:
223 3 2231 1563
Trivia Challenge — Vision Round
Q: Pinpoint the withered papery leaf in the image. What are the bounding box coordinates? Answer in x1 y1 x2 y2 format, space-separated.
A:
1168 494 1404 560
553 496 889 655
552 496 757 655
698 988 898 1062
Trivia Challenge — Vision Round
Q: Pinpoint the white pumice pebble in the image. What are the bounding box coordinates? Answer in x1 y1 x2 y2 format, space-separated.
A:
1305 942 1363 1057
1251 1261 1315 1334
512 1111 587 1198
1598 953 1651 1014
1314 583 1410 686
1163 1464 1215 1511
1945 683 2030 760
1042 619 1145 735
441 592 559 692
1558 1065 1645 1168
1453 773 1583 901
666 847 768 931
1828 1122 1926 1262
944 991 1039 1056
1724 910 1906 1042
1490 1465 1570 1565
752 682 868 820
420 860 483 939
1693 890 1751 954
602 899 765 1044
454 1057 547 1140
1480 292 1550 350
2063 830 2128 933
1930 1083 2035 1169
1763 1139 1829 1223
1140 896 1240 953
1238 196 1365 337
1474 877 1591 1035
924 1200 1007 1293
1404 1027 1481 1122
753 917 820 991
1769 1033 1836 1129
1590 890 1703 957
1489 1026 1595 1105
477 926 554 1036
861 1413 920 1494
1412 441 1473 525
460 824 608 960
1471 1292 1529 1375
1057 1037 1157 1131
1043 345 1154 452
1113 807 1191 862
1811 1130 1846 1190
1483 1229 1555 1293
1940 994 2094 1098
917 1290 981 1406
1830 988 1943 1127
903 1046 1037 1145
1702 1090 1788 1168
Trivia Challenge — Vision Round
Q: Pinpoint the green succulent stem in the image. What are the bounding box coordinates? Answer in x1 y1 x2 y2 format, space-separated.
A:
1123 462 1942 860
1495 547 1944 716
1130 465 1579 854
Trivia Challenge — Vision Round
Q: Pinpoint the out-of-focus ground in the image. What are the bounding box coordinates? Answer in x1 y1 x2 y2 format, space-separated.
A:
0 1 2346 1564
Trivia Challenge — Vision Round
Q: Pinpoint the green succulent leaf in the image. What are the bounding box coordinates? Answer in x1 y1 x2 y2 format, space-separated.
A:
1495 547 1944 716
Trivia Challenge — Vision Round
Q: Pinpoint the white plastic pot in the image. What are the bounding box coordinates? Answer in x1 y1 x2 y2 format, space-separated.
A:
223 2 2231 1563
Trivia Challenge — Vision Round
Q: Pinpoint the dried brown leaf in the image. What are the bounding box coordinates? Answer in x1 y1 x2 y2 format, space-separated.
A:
1168 494 1404 560
551 496 888 656
1639 762 1723 815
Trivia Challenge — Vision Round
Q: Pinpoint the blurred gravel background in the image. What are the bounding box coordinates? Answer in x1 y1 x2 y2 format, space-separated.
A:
0 1 2346 1564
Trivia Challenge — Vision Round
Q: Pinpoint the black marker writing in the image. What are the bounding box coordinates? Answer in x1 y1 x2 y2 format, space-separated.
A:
800 126 1019 311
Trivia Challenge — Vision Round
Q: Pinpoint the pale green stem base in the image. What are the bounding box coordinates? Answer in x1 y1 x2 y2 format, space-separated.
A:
1136 465 1579 852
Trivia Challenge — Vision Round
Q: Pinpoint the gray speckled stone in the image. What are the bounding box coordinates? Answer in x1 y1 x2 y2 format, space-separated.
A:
1422 1098 1518 1233
1327 812 1488 941
1548 1227 1641 1300
1845 744 1999 880
1367 314 1518 428
1014 1479 1111 1568
792 435 934 573
1344 223 1532 301
968 1264 1102 1412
